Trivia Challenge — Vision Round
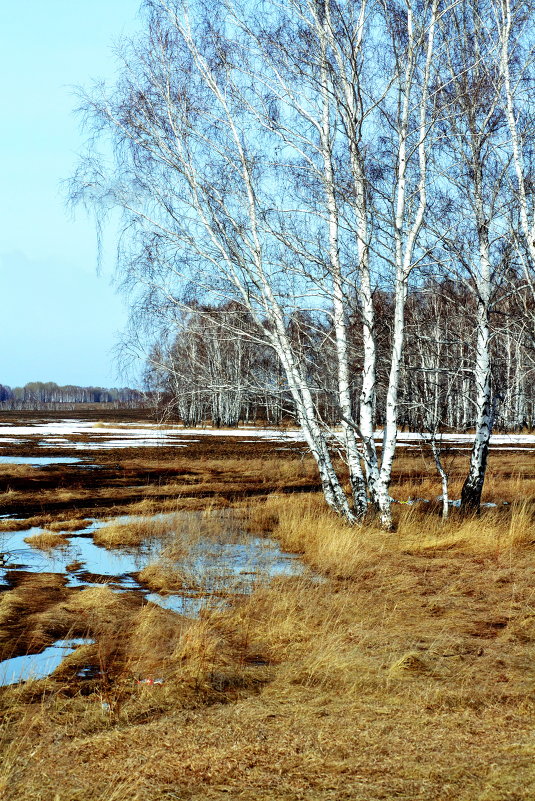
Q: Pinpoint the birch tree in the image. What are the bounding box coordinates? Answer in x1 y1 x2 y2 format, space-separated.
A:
498 0 535 271
431 0 512 511
72 0 440 528
366 0 439 526
220 0 440 527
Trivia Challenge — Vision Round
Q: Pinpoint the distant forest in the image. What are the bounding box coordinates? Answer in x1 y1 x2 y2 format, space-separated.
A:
0 382 146 410
145 294 535 433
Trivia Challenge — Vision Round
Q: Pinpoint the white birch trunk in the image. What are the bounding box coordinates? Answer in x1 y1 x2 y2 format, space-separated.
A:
180 22 357 520
499 0 535 271
318 9 368 518
374 0 437 529
460 168 494 511
431 438 449 519
273 330 357 520
321 0 387 519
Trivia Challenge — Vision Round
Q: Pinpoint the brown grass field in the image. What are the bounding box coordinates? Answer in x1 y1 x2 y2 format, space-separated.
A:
0 413 534 800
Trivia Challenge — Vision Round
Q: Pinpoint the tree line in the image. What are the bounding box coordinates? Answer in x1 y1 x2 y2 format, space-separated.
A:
146 283 535 433
0 382 145 409
72 0 535 526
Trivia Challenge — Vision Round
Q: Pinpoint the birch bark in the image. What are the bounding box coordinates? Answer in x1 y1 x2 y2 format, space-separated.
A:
375 0 438 528
315 1 368 518
499 0 535 270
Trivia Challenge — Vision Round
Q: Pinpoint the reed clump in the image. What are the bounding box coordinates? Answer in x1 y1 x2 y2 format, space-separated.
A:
45 518 92 532
23 532 69 550
0 465 37 479
93 515 175 549
0 516 53 532
243 494 535 579
398 501 535 555
243 492 386 578
136 562 188 593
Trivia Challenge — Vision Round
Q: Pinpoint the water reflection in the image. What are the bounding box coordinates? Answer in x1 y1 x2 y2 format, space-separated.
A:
0 512 306 683
0 514 305 598
0 639 92 687
0 523 153 588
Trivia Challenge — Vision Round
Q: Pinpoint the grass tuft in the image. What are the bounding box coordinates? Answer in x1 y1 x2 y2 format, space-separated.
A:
23 532 70 550
92 515 176 549
388 650 433 677
45 518 92 532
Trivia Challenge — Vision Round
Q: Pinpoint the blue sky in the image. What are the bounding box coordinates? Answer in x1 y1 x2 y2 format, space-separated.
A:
1 2 143 388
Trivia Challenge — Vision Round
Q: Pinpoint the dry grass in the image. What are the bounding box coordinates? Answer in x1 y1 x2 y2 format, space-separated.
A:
389 447 535 506
0 451 314 523
2 434 535 800
0 573 73 661
23 531 70 550
0 465 37 479
240 492 535 579
136 509 247 594
44 518 92 532
92 514 180 549
3 523 534 801
136 562 188 593
0 515 54 532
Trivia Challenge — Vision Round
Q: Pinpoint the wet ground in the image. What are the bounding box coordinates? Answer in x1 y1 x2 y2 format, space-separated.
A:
0 639 92 687
0 456 82 465
0 509 306 684
0 413 316 519
1 513 305 596
0 410 310 686
1 410 533 687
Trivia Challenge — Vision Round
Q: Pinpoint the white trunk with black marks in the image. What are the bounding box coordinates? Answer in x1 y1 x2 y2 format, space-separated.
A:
272 329 357 520
500 0 535 270
374 0 436 530
358 277 380 494
460 298 493 511
462 375 471 429
461 161 493 512
318 18 368 518
210 56 355 518
314 0 436 528
246 253 355 519
431 439 449 519
378 280 407 528
180 28 355 521
322 0 393 523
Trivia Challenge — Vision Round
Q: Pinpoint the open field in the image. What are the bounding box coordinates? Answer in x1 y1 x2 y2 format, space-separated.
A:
0 413 534 800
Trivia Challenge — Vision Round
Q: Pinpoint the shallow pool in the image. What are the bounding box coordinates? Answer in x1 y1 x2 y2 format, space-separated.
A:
0 512 307 684
0 639 92 687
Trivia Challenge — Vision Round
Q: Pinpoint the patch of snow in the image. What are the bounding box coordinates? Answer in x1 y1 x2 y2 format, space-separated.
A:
0 456 81 466
1 420 534 452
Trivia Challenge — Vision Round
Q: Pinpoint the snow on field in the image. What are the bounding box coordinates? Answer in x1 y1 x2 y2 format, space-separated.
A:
0 420 534 451
64 439 194 449
395 431 535 445
0 420 306 449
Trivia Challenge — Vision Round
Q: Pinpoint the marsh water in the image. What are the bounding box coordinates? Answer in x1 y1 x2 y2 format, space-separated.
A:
0 511 305 685
0 419 311 685
0 639 92 687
